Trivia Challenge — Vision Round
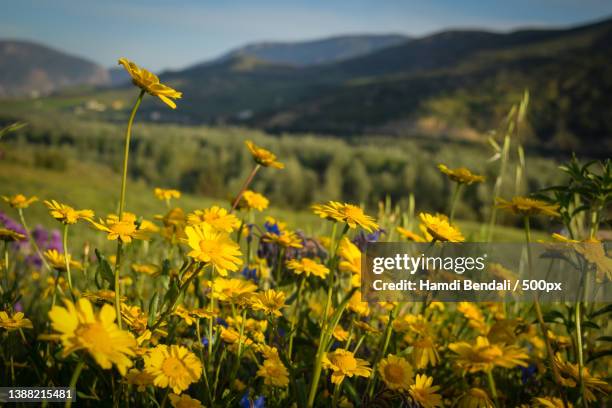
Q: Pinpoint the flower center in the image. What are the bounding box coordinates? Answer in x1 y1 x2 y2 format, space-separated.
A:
333 354 357 372
112 222 136 236
75 323 113 354
162 357 185 379
384 364 405 383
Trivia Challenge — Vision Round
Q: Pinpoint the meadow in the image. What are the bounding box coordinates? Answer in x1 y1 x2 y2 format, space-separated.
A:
0 59 610 408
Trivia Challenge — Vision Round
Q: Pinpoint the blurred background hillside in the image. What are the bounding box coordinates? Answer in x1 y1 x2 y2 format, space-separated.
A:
1 1 611 230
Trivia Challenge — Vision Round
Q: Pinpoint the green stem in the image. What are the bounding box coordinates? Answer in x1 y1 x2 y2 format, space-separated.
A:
65 360 85 408
230 164 261 213
367 305 398 397
288 276 304 360
486 370 499 407
18 208 50 271
575 301 588 407
331 382 341 408
114 241 124 329
449 184 463 223
62 224 75 299
118 89 144 217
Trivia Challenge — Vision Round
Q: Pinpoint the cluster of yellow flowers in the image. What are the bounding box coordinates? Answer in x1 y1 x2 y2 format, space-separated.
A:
1 57 609 408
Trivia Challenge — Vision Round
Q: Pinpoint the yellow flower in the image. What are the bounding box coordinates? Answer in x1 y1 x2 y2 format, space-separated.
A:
256 356 290 387
458 388 494 408
184 223 242 275
347 291 370 317
554 353 609 402
338 237 361 275
438 164 485 185
412 336 440 369
532 397 573 408
169 393 205 408
144 344 203 394
249 289 286 317
262 230 303 248
44 249 82 271
118 58 182 109
409 374 442 408
312 201 378 232
378 354 414 391
322 348 371 385
242 190 269 211
173 305 196 326
449 336 529 373
2 194 38 209
396 226 426 242
131 263 160 276
44 200 94 224
121 304 148 334
125 368 155 392
187 206 240 233
419 213 464 242
219 326 253 347
91 213 150 243
0 228 26 242
496 196 560 217
47 298 137 375
0 311 33 331
245 140 284 169
154 188 181 202
212 278 258 303
457 302 488 334
286 258 329 279
332 326 350 341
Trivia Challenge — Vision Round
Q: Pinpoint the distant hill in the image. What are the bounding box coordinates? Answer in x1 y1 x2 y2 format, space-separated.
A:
151 17 612 154
0 40 109 97
207 34 409 67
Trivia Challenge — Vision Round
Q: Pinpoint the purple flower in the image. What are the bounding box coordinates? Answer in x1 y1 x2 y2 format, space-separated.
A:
241 266 258 283
353 229 386 252
240 392 265 408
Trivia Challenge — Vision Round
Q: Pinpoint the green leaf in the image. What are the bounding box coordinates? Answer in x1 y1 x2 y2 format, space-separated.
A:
581 321 600 330
95 249 115 289
595 336 612 343
587 349 612 363
589 304 612 319
148 292 159 327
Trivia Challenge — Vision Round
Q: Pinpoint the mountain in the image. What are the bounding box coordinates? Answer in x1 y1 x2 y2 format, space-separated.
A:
152 17 612 154
0 40 109 97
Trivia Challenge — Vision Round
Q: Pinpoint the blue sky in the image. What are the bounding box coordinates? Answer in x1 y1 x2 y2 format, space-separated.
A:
2 0 612 71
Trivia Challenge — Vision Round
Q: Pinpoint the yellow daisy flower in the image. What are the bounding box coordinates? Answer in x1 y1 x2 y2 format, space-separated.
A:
0 228 26 242
248 289 286 317
2 194 38 209
312 201 378 232
322 348 372 385
532 396 573 408
458 388 494 408
118 58 182 109
187 206 240 233
286 257 329 279
169 393 205 408
125 368 155 392
409 374 442 408
0 311 33 331
332 326 350 341
242 190 269 211
256 356 290 387
131 263 160 276
347 291 370 317
91 213 150 243
496 196 560 217
412 336 440 369
438 164 485 185
378 354 414 391
396 226 426 242
47 298 137 375
449 336 529 373
212 278 258 303
44 249 82 271
419 213 464 242
144 344 202 394
154 188 181 202
262 230 303 248
245 140 284 169
43 200 94 224
184 223 242 276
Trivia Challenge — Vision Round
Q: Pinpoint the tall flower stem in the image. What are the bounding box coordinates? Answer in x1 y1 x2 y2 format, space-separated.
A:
523 216 563 387
62 224 75 300
118 90 145 217
17 209 50 271
65 360 85 408
486 370 500 407
230 164 261 212
449 184 463 223
113 89 145 330
288 276 305 360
